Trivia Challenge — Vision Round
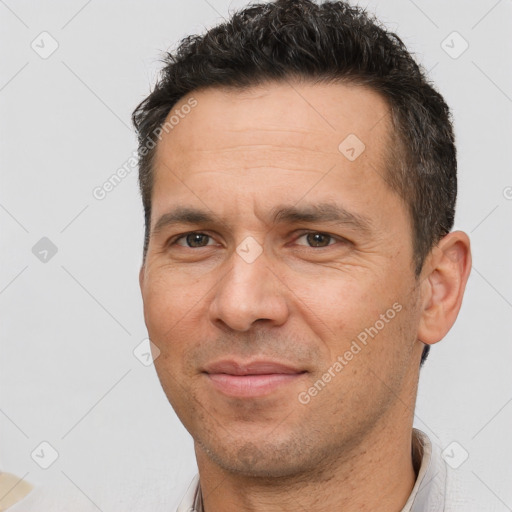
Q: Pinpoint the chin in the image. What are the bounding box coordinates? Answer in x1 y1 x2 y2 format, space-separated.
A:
198 436 318 480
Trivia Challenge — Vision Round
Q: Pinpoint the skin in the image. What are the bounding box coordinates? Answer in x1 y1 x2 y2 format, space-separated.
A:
139 80 472 512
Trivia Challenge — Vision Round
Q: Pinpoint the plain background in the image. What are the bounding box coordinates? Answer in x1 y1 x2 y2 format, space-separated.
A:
1 0 511 510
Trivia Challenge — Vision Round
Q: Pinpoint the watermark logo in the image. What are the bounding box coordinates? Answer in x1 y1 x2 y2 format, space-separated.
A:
31 441 59 469
31 31 59 59
338 134 366 162
32 237 58 263
133 338 161 366
441 31 469 60
441 441 469 469
236 236 263 264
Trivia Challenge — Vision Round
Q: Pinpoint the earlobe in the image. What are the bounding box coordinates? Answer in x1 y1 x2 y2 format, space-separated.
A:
417 231 472 345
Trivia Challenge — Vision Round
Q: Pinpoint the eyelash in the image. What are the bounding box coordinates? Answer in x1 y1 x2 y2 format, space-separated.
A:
169 231 346 249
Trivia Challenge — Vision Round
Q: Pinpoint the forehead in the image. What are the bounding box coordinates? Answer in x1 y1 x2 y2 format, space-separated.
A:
151 80 404 231
156 80 391 163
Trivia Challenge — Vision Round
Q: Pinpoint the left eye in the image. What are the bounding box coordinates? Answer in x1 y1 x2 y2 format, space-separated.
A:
295 232 338 248
174 233 215 248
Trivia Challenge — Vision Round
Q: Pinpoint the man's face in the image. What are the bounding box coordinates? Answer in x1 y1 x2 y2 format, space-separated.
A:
140 81 426 477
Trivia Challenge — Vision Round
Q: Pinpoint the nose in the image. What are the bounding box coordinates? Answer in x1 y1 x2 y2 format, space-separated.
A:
208 243 290 332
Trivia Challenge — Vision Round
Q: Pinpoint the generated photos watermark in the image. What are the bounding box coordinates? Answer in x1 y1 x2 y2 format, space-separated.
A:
92 96 198 200
298 302 403 405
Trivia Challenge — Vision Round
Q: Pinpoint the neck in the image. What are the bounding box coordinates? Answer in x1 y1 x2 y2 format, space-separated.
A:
194 407 418 512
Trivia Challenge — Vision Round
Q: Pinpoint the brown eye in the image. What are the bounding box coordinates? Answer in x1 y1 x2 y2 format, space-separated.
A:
296 232 336 248
174 232 213 248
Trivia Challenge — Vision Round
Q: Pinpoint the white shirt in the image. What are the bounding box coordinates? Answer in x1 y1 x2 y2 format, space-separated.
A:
176 429 467 512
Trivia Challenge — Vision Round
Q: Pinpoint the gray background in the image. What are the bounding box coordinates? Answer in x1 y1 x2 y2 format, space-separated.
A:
1 0 511 510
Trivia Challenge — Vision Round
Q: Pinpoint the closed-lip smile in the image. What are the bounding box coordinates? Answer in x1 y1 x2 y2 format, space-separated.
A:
202 359 307 398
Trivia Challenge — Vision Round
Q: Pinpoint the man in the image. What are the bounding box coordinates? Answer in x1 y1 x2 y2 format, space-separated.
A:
133 0 472 510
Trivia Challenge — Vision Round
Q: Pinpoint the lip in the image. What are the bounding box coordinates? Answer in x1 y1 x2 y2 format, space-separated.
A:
203 359 304 375
203 359 307 398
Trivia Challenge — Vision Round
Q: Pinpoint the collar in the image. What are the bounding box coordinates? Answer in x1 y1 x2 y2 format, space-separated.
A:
403 428 447 512
177 428 447 512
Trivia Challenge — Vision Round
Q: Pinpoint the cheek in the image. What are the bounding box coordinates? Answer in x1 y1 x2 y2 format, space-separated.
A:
142 268 222 381
144 278 204 408
143 267 205 327
292 273 379 334
142 281 196 370
299 271 409 362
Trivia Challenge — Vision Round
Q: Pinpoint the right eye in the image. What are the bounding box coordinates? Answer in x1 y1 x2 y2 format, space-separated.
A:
172 232 216 248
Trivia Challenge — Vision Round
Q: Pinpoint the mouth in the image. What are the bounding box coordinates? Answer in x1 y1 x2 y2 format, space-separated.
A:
202 359 308 398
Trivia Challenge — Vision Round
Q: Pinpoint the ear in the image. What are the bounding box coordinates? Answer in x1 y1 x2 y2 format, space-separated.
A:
139 265 145 293
417 231 472 345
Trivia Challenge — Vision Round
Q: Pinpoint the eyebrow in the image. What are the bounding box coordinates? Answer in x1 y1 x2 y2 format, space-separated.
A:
152 202 374 235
